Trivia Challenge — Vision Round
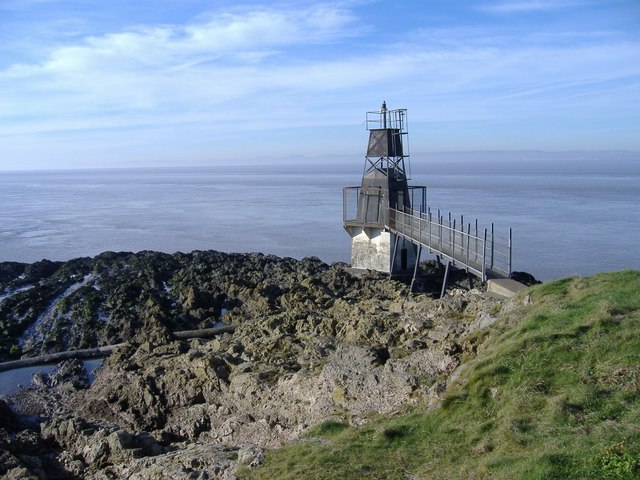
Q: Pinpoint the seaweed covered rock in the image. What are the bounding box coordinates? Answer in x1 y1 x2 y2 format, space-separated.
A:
1 252 370 361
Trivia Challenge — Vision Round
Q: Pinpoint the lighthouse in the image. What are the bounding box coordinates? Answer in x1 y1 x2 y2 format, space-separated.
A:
343 102 426 274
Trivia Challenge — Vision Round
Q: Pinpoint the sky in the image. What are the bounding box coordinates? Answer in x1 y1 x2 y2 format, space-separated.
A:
0 0 639 170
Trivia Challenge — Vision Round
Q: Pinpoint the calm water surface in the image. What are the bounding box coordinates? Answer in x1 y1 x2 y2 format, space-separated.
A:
1 162 639 281
0 358 103 397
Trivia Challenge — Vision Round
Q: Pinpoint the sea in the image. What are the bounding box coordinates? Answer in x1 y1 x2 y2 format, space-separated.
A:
1 157 639 282
0 359 102 397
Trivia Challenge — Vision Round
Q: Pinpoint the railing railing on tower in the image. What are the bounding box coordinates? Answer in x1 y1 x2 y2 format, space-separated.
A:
343 186 427 226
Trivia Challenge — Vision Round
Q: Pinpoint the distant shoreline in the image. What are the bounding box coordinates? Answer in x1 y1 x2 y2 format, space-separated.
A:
0 149 638 174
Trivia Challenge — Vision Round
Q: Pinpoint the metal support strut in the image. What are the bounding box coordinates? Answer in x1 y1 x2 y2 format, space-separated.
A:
440 261 451 299
390 234 400 277
410 245 422 292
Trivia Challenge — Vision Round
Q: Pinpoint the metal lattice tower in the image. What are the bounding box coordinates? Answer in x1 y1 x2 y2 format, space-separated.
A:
343 102 425 273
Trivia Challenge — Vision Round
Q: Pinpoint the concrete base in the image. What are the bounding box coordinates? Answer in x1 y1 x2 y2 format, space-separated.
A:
350 227 391 272
487 278 527 298
349 227 416 274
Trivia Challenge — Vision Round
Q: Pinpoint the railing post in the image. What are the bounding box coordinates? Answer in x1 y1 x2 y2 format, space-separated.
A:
437 209 440 249
508 227 513 277
466 222 471 268
412 209 417 237
452 219 456 262
475 219 478 263
343 188 346 222
482 228 488 281
428 209 432 248
491 222 495 270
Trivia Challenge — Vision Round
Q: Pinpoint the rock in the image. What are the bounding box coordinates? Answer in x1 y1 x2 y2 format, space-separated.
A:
49 359 90 389
0 399 17 431
237 444 265 468
510 271 541 286
0 250 516 478
319 345 417 416
1 466 39 480
0 423 66 479
41 416 166 475
468 311 498 333
99 442 238 480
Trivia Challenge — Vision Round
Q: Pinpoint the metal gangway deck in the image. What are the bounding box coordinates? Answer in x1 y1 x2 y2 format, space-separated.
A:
387 207 512 289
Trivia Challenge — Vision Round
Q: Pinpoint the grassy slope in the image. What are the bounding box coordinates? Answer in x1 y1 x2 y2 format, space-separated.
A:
240 271 640 479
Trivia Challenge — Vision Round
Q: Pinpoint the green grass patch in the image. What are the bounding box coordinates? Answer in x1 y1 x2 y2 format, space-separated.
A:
240 271 640 480
304 420 350 438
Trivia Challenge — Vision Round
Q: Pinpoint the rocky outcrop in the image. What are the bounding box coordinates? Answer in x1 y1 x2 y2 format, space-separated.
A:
40 416 165 476
0 251 527 479
0 252 363 361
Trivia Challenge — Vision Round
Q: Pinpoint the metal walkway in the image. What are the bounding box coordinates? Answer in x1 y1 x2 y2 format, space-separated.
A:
387 207 512 282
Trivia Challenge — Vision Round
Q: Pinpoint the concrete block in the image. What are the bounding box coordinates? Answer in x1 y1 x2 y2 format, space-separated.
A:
487 278 527 298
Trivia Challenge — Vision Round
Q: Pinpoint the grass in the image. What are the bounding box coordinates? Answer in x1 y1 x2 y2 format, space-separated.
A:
239 270 640 479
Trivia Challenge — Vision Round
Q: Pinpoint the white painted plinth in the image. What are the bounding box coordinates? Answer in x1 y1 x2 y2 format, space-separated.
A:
350 227 391 273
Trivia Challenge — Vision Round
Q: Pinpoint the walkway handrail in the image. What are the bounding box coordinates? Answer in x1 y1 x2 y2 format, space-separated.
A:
387 208 511 280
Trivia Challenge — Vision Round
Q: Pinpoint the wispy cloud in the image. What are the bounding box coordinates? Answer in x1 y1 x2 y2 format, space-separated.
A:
479 0 595 14
0 4 364 130
5 4 359 74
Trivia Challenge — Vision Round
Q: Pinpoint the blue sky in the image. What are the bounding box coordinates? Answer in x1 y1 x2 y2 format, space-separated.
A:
0 0 639 170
